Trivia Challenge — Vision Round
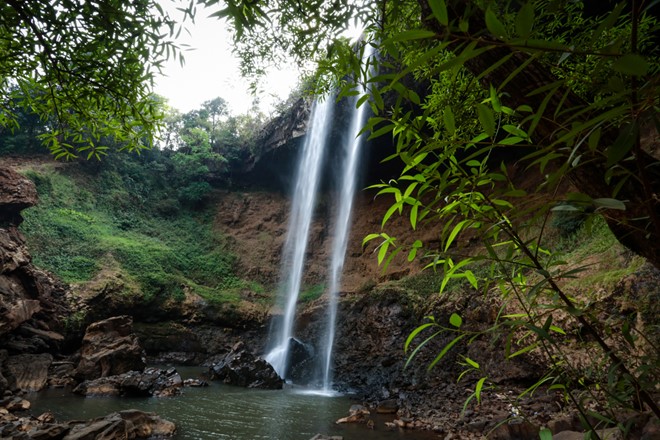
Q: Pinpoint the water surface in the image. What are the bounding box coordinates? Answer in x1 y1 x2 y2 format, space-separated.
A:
28 369 438 440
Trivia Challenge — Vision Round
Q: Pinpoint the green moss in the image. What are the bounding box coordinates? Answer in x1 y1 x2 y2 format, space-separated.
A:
299 283 325 303
18 160 248 306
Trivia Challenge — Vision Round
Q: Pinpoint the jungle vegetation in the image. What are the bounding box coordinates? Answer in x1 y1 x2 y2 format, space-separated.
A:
1 0 659 437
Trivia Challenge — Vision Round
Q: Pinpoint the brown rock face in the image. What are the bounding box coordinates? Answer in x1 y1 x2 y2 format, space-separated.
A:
75 315 147 381
0 166 38 225
4 353 53 391
0 166 68 377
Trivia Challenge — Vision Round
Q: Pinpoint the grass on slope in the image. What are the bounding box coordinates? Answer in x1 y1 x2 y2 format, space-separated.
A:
19 159 257 305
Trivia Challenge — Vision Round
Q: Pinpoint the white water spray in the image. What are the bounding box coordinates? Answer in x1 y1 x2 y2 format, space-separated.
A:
265 97 334 379
320 45 374 391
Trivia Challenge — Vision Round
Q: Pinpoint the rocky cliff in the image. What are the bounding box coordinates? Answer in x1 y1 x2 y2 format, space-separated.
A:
0 166 69 393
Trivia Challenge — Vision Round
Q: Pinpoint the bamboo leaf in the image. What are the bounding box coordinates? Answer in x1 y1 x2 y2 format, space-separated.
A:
404 322 436 353
593 198 626 211
404 329 443 369
377 239 390 264
475 377 487 404
477 104 495 138
606 122 637 167
428 334 466 370
485 8 508 39
612 54 650 76
429 0 449 26
539 428 553 440
507 342 539 359
443 107 456 135
515 2 534 38
464 357 480 369
390 29 436 42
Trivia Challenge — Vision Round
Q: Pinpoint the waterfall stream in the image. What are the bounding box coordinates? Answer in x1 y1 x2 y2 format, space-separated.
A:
320 45 374 391
265 96 334 379
266 45 373 390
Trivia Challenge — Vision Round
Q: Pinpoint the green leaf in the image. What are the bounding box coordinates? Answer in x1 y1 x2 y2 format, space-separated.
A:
515 2 534 38
475 377 487 404
549 325 566 335
428 334 466 370
464 357 480 369
593 198 626 211
489 85 501 112
477 104 495 138
443 107 456 135
507 342 539 359
606 122 637 167
588 127 601 151
485 8 508 39
612 54 649 76
404 322 436 353
377 239 391 265
428 0 449 26
445 219 471 251
539 427 553 440
464 270 478 289
390 29 436 42
362 234 381 247
449 313 463 328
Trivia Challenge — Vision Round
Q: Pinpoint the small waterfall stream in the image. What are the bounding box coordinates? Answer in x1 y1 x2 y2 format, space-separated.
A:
320 45 374 391
265 96 335 379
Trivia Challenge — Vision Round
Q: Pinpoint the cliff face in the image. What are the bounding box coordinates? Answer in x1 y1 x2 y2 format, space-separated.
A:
0 166 69 393
212 189 434 293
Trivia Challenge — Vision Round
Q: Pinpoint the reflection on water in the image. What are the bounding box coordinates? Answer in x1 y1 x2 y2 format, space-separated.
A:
27 368 438 440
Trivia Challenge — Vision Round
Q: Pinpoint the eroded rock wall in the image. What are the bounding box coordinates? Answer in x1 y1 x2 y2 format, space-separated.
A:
0 166 69 393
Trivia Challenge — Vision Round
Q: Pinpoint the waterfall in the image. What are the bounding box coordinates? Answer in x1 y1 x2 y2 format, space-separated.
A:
265 96 334 379
265 45 373 390
320 45 373 391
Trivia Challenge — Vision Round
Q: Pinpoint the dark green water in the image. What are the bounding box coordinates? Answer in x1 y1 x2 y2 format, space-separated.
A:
27 369 438 440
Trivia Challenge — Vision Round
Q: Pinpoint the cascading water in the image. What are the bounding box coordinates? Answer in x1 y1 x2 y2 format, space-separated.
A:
265 96 335 379
319 45 374 392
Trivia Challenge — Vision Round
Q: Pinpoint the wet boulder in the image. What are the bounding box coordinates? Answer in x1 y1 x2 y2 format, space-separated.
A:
73 367 183 397
75 315 146 381
285 337 316 384
209 342 283 389
4 353 52 391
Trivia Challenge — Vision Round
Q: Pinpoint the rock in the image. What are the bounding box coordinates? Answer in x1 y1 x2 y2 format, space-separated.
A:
61 410 176 440
552 429 623 440
642 416 660 440
285 337 316 383
115 409 177 438
348 404 370 416
209 344 283 389
5 353 52 391
0 166 38 225
3 397 30 411
75 315 146 381
335 414 368 424
490 420 540 440
376 399 398 414
73 367 183 397
29 423 69 439
183 378 208 387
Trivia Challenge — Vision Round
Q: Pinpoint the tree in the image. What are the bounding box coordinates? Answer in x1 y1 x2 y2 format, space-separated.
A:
209 0 660 430
207 0 659 266
0 0 189 159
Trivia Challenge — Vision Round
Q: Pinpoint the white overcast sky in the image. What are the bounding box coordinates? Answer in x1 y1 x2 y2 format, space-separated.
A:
153 2 300 116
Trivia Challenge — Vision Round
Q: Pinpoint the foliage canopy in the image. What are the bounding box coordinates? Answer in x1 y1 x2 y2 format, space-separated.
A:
211 0 660 432
0 0 189 159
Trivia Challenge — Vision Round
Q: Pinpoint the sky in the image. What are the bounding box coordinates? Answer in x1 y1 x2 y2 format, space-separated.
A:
153 3 301 116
